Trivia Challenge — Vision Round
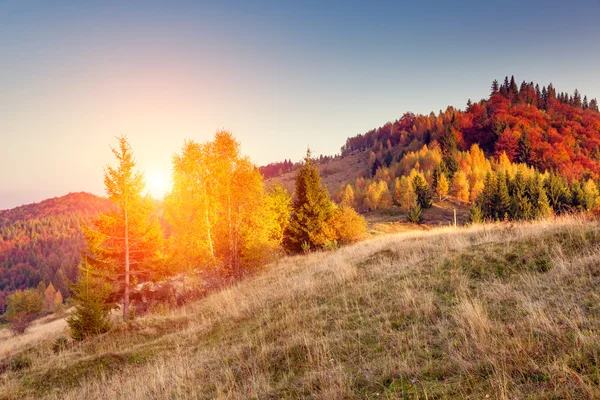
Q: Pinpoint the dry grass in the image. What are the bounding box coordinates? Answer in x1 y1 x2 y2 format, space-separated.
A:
1 216 599 399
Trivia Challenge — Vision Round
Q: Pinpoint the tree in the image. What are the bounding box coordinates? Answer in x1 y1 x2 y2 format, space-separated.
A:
407 203 423 224
394 176 417 211
435 172 449 201
491 79 499 95
67 261 113 341
324 206 367 245
84 136 163 321
284 149 334 252
412 173 432 209
264 185 292 245
339 184 355 208
44 282 57 311
167 131 275 276
451 171 470 204
4 289 43 335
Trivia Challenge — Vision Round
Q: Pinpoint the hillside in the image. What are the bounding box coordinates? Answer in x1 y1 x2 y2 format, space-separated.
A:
1 216 598 399
0 193 112 313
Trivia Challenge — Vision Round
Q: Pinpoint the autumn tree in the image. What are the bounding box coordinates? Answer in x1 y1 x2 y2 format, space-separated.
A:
167 131 277 277
284 149 334 252
435 172 449 201
412 173 432 209
451 170 470 204
83 136 163 321
4 289 43 335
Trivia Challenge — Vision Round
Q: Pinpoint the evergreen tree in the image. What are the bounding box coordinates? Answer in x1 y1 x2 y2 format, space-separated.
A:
545 172 570 213
407 203 423 224
518 131 531 164
583 95 589 109
468 204 483 224
83 137 163 321
383 151 393 167
573 89 582 108
67 261 113 341
440 125 459 178
284 149 334 253
491 79 499 95
412 174 432 209
590 98 599 112
494 171 511 220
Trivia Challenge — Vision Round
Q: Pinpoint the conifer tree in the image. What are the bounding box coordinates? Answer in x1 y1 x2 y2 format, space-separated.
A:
590 98 599 112
491 79 499 95
83 136 163 321
284 149 334 252
412 173 432 209
407 203 423 224
495 171 511 220
67 261 113 340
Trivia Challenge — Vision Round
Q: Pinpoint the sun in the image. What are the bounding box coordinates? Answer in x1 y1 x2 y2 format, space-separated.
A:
146 170 172 199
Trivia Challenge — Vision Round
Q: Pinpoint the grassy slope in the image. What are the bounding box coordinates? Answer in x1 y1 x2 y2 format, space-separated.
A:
1 217 599 399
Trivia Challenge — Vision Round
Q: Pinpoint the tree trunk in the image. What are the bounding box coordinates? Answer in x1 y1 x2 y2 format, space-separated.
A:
124 201 130 321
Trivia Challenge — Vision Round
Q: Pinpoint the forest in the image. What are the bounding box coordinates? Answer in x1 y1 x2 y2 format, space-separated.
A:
0 193 112 313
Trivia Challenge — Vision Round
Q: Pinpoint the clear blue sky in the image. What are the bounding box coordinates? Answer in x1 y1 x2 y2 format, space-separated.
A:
1 0 600 209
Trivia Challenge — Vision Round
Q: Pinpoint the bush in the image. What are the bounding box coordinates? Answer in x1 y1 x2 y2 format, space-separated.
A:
67 264 113 341
324 206 367 245
5 289 43 335
407 203 423 224
469 204 484 224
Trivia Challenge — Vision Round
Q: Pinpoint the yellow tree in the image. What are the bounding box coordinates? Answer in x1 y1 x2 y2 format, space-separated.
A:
167 131 275 277
340 184 355 208
435 172 449 201
451 170 470 204
84 137 163 321
395 176 417 211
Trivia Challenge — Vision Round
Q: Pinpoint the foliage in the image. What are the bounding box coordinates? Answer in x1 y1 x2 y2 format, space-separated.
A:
84 136 164 321
0 192 112 314
166 131 280 277
4 289 43 335
284 150 334 252
407 203 423 224
67 262 113 341
324 206 367 244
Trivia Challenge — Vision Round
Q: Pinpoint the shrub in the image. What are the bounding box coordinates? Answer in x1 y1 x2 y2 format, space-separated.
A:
5 289 43 335
469 204 484 224
407 203 423 224
67 264 113 341
324 206 367 245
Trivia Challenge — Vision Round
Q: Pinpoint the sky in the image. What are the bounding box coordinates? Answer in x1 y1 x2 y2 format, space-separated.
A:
1 0 600 209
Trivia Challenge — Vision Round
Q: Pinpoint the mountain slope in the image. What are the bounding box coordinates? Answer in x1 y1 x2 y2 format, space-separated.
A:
0 192 112 312
2 216 598 399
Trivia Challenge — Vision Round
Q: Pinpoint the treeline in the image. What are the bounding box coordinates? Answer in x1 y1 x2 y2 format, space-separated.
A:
0 193 112 313
334 139 599 223
259 155 338 179
340 76 600 182
470 170 597 223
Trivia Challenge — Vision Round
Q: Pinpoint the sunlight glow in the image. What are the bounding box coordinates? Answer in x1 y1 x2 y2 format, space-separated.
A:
146 170 172 199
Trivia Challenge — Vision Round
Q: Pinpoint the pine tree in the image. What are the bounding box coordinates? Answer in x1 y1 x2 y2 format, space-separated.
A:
407 203 423 224
84 136 163 321
590 98 599 112
495 171 511 220
412 173 432 209
573 89 582 108
583 95 589 109
67 262 113 341
491 79 499 95
284 149 334 252
468 204 483 224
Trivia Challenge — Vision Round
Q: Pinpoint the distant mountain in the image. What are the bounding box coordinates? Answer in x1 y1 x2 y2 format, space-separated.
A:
0 192 112 313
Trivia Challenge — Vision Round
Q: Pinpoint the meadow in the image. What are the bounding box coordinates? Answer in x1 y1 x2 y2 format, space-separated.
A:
1 215 598 399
